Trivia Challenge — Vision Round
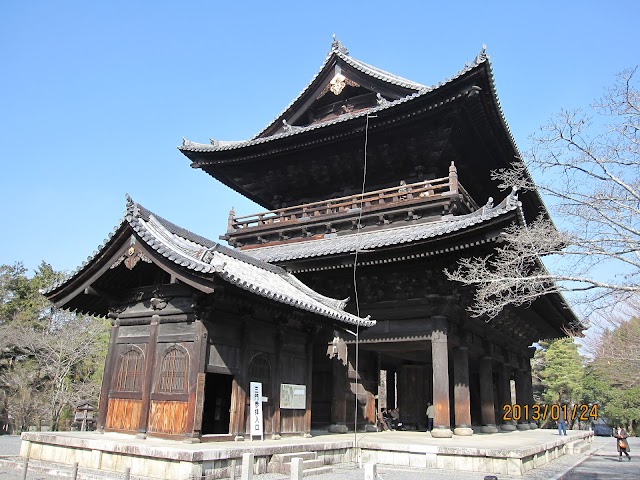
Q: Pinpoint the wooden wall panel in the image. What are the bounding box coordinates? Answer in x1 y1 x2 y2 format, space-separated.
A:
148 400 188 435
280 409 305 434
105 398 142 432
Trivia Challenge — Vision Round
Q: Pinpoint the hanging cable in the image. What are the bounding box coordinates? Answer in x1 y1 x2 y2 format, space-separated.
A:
352 113 376 463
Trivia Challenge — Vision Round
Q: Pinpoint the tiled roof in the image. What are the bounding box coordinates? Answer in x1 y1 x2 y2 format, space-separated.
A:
179 42 488 154
43 196 374 327
245 189 522 264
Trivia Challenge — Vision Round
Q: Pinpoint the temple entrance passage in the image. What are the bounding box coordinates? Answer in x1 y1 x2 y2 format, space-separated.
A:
201 373 233 435
398 365 430 428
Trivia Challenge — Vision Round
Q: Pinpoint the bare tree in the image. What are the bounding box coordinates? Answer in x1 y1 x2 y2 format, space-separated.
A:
446 67 640 323
1 311 107 430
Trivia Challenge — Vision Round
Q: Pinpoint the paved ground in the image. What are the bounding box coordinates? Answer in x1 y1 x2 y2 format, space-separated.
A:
0 433 636 479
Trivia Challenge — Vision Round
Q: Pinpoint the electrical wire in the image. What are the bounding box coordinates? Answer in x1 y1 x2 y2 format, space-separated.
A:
352 113 375 464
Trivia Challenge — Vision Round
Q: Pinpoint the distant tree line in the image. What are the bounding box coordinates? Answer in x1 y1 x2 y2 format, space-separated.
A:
0 262 109 433
532 309 640 435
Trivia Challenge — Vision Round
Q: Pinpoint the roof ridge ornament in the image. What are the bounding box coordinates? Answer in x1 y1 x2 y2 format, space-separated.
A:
125 193 139 218
331 34 349 55
282 119 304 133
475 44 488 65
376 93 389 106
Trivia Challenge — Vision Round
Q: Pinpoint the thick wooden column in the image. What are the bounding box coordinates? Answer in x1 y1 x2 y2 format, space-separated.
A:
452 347 472 436
499 364 516 431
430 316 452 438
514 367 530 430
329 335 348 433
479 356 498 433
97 320 119 432
303 334 313 437
137 315 160 438
524 365 538 429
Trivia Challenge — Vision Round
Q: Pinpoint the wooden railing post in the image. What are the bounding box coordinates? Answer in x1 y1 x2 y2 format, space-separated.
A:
449 161 458 193
227 207 236 232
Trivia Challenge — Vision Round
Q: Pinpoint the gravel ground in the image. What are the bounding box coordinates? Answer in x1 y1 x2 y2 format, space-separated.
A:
0 434 627 480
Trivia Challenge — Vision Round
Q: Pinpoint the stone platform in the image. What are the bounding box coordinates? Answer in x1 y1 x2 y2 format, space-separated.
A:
19 428 593 479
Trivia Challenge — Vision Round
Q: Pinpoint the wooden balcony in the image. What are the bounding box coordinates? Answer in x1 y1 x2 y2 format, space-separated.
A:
223 162 480 248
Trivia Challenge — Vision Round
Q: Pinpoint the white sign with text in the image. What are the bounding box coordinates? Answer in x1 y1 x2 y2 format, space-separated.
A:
250 382 263 440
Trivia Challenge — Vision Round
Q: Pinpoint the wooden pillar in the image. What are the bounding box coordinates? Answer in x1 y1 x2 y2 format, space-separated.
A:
230 323 249 439
272 328 283 439
329 335 348 433
524 364 538 429
514 367 530 430
479 356 498 433
452 347 472 436
97 320 119 432
137 315 160 438
186 320 209 440
303 334 313 437
430 316 452 438
499 364 517 431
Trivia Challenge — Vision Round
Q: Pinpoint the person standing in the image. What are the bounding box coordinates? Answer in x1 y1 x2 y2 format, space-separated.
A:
614 426 631 461
557 407 567 436
426 402 435 432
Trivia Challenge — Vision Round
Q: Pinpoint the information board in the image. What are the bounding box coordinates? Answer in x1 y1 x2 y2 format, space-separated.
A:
280 383 306 409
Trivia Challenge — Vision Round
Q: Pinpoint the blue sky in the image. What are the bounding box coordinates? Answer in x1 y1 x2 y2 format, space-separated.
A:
1 1 638 275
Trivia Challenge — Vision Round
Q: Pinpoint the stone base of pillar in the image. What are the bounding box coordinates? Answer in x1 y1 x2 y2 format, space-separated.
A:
364 425 377 432
431 427 453 438
328 424 349 433
481 424 499 433
303 433 312 438
500 424 517 431
528 423 538 430
271 434 281 440
516 423 531 431
453 427 474 436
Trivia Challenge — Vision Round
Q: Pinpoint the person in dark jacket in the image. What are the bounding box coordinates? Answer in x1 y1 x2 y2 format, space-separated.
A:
614 426 631 461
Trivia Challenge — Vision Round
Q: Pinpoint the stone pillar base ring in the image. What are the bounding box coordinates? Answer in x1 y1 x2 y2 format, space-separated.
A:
328 424 349 433
481 424 499 434
431 427 453 438
516 423 531 431
453 427 474 436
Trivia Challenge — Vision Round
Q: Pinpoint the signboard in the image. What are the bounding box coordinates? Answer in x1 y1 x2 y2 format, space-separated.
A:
280 383 306 409
250 382 263 440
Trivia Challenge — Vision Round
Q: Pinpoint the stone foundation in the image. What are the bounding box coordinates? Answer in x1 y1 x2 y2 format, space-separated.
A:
20 429 593 479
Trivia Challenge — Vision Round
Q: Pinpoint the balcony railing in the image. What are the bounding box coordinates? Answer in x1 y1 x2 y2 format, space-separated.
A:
225 162 478 236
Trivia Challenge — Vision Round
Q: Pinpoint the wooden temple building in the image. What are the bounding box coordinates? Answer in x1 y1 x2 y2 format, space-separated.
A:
45 38 582 442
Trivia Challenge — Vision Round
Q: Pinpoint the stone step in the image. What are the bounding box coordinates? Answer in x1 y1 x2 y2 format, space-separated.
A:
567 440 591 454
300 465 333 477
270 451 318 464
272 458 325 474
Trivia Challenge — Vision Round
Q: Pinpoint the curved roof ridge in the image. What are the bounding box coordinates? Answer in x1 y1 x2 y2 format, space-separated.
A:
179 47 492 155
280 272 350 311
251 44 337 140
335 49 426 91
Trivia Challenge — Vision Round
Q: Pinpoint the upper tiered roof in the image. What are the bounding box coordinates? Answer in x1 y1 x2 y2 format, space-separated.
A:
178 39 546 224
